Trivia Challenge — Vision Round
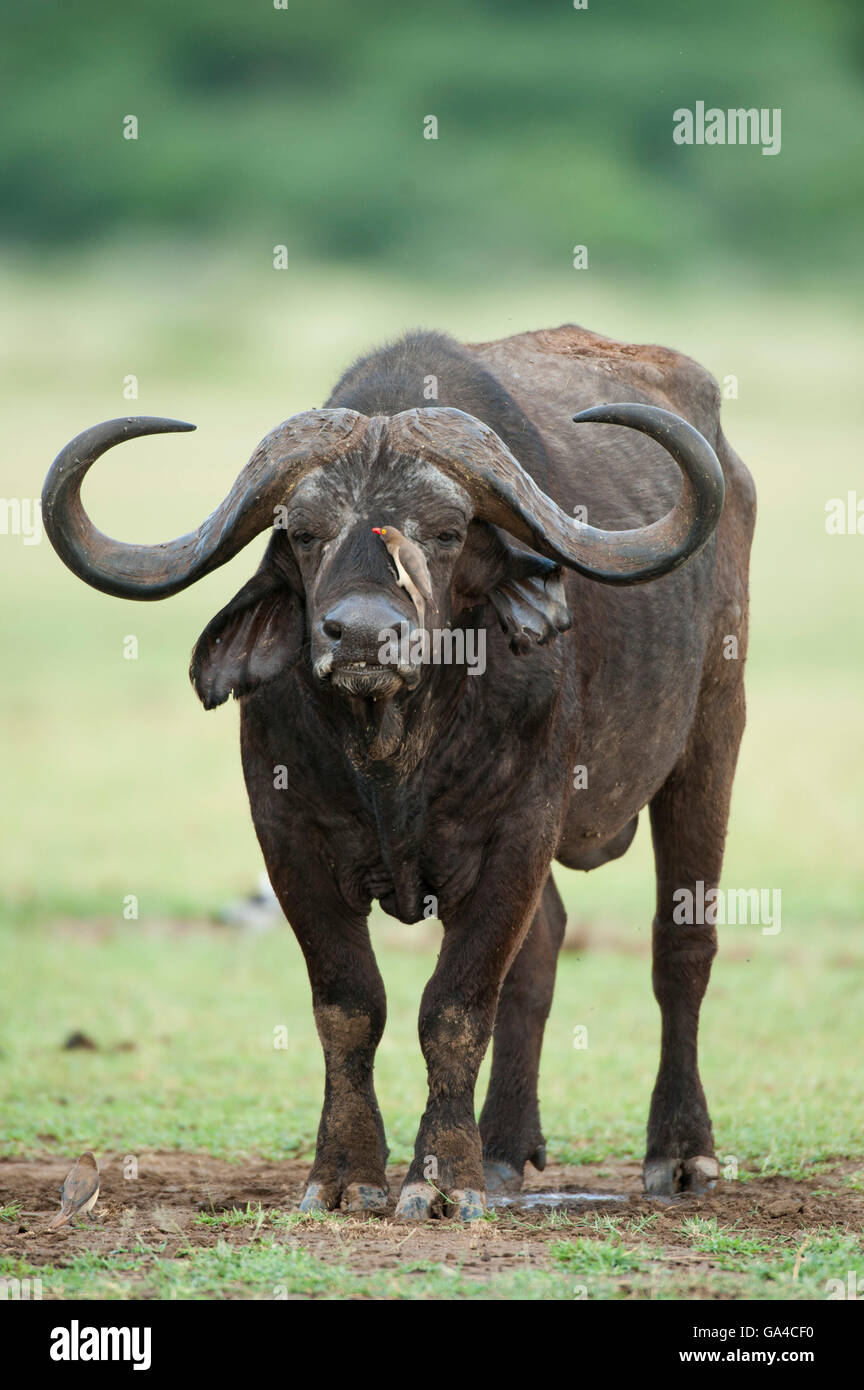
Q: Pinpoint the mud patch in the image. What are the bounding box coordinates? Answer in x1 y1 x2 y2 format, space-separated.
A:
1 1152 861 1292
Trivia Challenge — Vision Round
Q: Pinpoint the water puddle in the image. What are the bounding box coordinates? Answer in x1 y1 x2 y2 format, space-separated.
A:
489 1191 626 1210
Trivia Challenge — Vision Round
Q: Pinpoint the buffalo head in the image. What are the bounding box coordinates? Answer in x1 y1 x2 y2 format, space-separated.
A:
42 403 724 739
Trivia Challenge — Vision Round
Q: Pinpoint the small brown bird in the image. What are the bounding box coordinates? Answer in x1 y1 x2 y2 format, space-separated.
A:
372 527 433 629
48 1151 100 1229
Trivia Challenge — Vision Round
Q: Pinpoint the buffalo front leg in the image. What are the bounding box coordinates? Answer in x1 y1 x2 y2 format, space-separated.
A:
645 679 746 1196
395 845 550 1222
273 887 389 1214
479 874 566 1194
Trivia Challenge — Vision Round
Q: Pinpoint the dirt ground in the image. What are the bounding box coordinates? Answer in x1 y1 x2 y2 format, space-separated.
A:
3 1152 862 1288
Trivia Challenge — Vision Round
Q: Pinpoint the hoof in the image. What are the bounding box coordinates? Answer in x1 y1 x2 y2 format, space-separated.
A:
394 1180 486 1223
451 1188 486 1221
342 1182 389 1214
299 1179 388 1214
394 1183 434 1222
299 1181 330 1213
529 1143 547 1173
483 1160 523 1195
644 1155 719 1197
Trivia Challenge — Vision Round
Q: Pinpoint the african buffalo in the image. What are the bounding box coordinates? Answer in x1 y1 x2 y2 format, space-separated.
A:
42 323 755 1220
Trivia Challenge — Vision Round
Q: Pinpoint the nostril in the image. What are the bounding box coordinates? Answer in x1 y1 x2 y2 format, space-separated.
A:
322 619 342 642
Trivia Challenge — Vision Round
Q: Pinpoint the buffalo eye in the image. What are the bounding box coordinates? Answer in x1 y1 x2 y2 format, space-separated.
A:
436 530 461 546
292 530 317 548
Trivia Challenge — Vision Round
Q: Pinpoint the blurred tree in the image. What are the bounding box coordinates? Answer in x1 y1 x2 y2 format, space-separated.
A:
0 0 860 279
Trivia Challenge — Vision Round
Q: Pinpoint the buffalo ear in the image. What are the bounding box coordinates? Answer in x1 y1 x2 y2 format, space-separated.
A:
190 573 302 709
489 545 572 653
456 523 572 654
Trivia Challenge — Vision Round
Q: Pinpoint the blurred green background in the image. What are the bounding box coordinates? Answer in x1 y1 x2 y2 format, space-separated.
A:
1 0 861 934
2 0 862 277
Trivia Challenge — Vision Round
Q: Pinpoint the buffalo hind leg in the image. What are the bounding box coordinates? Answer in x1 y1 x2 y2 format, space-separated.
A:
479 874 566 1194
645 678 746 1196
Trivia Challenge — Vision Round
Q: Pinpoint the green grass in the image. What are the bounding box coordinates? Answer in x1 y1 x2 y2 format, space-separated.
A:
195 1203 307 1230
0 262 862 1300
0 262 862 925
4 1224 861 1300
551 1234 649 1275
0 1240 580 1301
1 921 862 1175
679 1216 773 1264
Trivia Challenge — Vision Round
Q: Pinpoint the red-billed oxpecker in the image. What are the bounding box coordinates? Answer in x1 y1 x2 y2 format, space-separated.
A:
372 526 433 632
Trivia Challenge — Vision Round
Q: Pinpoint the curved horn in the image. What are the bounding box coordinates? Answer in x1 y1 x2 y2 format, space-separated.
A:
387 403 725 585
41 410 368 600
